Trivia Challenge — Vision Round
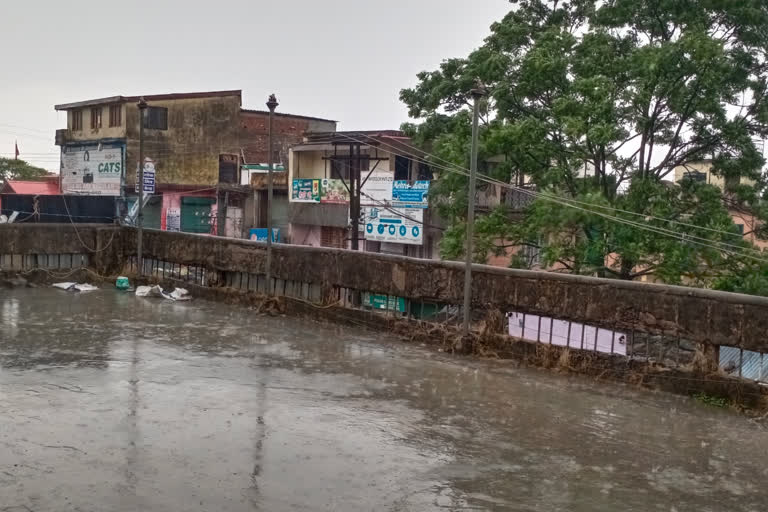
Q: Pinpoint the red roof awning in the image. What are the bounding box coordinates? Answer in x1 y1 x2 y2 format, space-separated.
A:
1 179 60 195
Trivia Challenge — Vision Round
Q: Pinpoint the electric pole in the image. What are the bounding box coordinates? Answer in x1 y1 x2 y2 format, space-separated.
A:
462 86 485 337
265 94 279 295
137 98 147 276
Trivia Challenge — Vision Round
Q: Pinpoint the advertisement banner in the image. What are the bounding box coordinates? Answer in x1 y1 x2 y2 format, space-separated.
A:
166 207 181 232
364 207 423 245
363 292 406 313
249 228 281 243
320 179 350 203
61 144 124 196
292 179 321 202
361 170 394 205
392 180 429 208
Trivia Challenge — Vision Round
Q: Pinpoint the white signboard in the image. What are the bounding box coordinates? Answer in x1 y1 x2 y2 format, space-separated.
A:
364 207 423 245
508 312 627 356
361 169 393 205
135 158 156 194
166 207 181 232
61 145 123 196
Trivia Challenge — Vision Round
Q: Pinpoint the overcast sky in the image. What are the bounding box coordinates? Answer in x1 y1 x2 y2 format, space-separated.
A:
0 0 511 171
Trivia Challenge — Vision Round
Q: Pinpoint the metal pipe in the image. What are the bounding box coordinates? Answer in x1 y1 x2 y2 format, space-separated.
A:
462 86 485 337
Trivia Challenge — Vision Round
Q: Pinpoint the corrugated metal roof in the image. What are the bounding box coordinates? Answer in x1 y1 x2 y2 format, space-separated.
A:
720 346 766 382
2 180 60 195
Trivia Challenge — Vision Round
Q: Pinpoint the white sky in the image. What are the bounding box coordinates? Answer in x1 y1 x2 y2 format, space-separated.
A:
0 0 511 171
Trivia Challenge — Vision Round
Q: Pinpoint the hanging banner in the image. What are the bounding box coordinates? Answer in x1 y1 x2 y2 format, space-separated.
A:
361 170 394 205
392 180 429 208
320 179 350 204
364 207 423 245
292 179 321 202
61 143 124 196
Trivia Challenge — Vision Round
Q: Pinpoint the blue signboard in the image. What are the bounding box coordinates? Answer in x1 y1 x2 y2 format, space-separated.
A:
392 181 429 208
249 228 281 243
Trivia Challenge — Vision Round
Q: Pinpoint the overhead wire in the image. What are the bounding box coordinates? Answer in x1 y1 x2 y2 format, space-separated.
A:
329 131 768 262
335 130 756 243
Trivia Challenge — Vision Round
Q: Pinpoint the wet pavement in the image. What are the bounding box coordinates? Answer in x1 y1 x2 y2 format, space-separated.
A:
1 288 768 511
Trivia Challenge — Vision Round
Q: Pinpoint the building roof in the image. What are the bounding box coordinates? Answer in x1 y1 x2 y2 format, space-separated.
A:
296 130 415 154
55 90 242 111
1 178 60 195
240 109 337 124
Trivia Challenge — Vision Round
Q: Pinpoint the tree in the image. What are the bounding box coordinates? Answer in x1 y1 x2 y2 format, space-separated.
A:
401 0 768 291
0 157 49 185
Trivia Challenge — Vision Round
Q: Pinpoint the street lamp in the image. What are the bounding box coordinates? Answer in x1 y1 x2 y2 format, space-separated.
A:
265 94 279 295
137 97 148 276
462 85 486 338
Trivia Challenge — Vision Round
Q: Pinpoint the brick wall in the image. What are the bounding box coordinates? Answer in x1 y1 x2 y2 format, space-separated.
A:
240 111 336 166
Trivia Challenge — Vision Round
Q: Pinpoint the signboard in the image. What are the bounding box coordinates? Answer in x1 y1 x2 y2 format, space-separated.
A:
392 180 429 208
320 179 349 203
292 179 321 202
364 207 423 245
135 158 156 194
508 312 627 356
249 228 280 243
61 144 124 196
166 207 181 232
361 170 394 205
363 292 406 313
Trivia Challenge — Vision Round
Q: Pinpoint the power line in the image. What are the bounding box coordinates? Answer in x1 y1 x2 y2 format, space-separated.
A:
337 131 755 243
332 131 768 261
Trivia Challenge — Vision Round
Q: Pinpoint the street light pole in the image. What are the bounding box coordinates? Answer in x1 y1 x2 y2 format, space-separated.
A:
462 86 485 337
265 94 279 295
137 97 148 276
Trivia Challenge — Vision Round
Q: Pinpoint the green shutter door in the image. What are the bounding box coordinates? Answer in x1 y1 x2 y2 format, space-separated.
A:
126 196 162 229
181 197 215 234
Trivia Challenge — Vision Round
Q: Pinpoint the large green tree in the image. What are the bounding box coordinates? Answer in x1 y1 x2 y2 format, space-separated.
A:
0 157 49 185
401 0 768 290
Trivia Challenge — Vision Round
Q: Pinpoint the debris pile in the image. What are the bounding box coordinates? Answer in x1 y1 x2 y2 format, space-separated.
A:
135 285 191 301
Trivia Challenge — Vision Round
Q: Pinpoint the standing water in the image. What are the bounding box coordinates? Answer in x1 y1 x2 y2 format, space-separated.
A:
1 288 767 511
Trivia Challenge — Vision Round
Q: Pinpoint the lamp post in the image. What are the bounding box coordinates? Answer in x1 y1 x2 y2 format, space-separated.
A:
265 94 279 295
462 86 485 337
137 97 148 276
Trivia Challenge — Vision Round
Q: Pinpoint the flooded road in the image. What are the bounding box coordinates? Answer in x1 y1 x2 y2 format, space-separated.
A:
1 288 767 511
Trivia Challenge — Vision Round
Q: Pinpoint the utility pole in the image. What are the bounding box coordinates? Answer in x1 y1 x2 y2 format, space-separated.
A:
350 143 361 251
265 94 279 295
462 86 485 337
137 98 148 276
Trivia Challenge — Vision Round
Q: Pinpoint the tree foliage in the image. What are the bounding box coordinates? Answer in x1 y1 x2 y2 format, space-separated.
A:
401 0 768 292
0 157 49 185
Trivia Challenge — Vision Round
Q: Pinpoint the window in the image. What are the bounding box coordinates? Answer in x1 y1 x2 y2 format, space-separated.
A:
72 110 83 131
109 105 122 127
90 107 102 129
417 161 433 181
683 170 707 183
395 155 411 181
143 106 168 130
736 224 745 235
321 226 346 249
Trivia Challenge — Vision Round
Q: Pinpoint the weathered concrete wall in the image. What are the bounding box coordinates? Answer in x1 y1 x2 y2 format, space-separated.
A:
4 225 768 354
124 95 242 187
0 224 123 275
123 228 768 353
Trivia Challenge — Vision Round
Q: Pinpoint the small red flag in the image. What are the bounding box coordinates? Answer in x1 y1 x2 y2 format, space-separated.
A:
14 141 19 160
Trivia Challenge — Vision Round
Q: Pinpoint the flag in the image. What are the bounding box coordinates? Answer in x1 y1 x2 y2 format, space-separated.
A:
14 141 19 160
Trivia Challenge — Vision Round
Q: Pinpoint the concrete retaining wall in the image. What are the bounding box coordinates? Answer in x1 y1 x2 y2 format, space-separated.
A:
3 224 768 354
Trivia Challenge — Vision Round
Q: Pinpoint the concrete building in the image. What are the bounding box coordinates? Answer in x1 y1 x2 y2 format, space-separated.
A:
287 131 439 257
54 90 336 237
673 161 766 250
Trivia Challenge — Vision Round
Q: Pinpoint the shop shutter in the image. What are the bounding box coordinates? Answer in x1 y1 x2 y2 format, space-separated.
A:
181 197 215 234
